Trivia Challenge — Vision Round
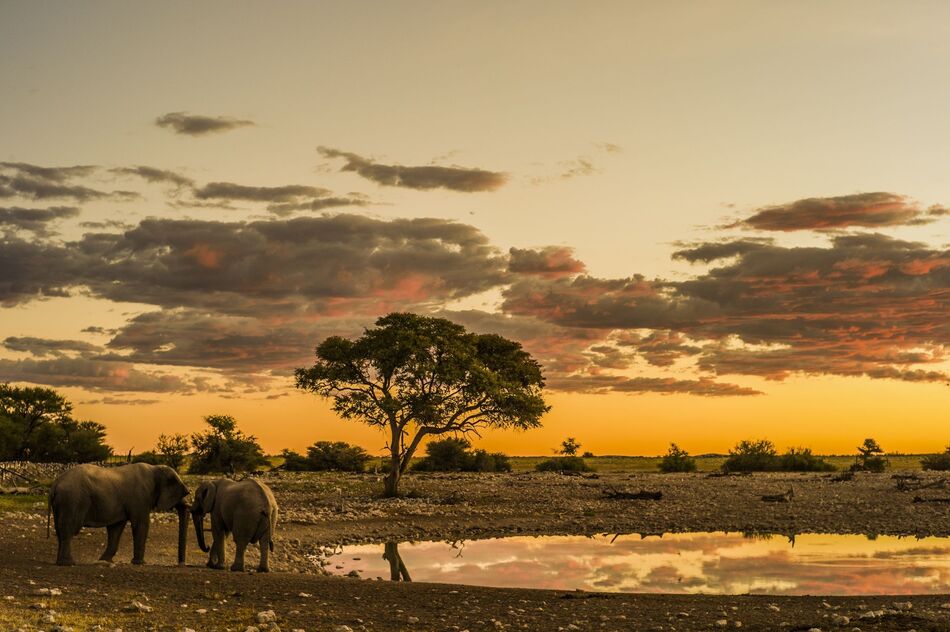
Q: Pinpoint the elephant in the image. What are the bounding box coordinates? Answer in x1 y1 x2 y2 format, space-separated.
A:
191 478 278 572
48 463 189 566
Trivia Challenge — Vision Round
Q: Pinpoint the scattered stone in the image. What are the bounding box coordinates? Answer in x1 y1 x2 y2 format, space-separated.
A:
257 611 278 624
768 604 781 612
830 614 850 626
407 616 420 624
332 626 353 632
122 600 152 613
244 627 260 632
893 601 912 610
716 620 728 627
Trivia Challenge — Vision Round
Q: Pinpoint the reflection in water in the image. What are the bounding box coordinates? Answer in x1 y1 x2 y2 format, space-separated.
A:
383 542 411 581
323 532 950 596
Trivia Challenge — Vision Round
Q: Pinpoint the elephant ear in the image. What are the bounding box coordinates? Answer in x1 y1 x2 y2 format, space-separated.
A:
154 465 187 511
201 481 217 514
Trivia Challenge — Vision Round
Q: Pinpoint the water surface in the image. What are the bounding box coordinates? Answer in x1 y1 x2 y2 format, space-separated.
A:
322 532 950 595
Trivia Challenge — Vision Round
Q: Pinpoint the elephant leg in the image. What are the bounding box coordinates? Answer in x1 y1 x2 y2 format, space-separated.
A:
54 511 78 566
257 533 270 573
231 536 248 572
208 523 226 570
100 521 127 562
130 518 150 565
55 533 75 566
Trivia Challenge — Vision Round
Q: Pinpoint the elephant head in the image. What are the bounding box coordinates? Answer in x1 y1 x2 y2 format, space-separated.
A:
152 465 190 566
190 480 217 553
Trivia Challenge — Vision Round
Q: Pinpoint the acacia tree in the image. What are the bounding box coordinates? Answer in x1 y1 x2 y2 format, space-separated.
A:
295 313 549 497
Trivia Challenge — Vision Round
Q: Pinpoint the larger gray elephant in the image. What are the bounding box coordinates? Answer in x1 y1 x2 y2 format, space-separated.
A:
49 463 189 566
191 478 278 572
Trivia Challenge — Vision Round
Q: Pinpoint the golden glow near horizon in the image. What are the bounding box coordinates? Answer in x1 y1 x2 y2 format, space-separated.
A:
0 2 947 456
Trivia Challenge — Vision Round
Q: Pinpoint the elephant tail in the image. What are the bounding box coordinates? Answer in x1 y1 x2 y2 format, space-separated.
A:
46 488 53 539
254 509 273 551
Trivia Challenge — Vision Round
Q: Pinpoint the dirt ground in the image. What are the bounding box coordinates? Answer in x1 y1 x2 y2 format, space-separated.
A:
1 470 949 631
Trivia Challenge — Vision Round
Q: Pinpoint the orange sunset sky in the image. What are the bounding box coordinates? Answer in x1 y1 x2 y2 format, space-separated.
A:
0 2 947 457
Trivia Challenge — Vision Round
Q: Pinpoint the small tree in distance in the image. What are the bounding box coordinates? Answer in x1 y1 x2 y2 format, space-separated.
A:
559 437 581 456
281 441 371 472
157 433 189 471
189 415 268 475
659 443 697 473
295 313 549 497
851 438 888 473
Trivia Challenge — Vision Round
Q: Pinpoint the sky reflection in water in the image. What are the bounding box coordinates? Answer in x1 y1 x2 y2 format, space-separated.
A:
323 532 950 595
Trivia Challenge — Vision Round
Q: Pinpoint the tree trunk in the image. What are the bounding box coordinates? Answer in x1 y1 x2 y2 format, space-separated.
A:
384 422 401 498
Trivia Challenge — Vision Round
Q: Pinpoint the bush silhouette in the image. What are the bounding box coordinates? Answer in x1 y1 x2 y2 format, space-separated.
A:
188 415 268 474
722 440 835 472
535 456 593 473
411 437 511 473
850 438 888 473
659 443 697 473
921 446 950 471
281 441 370 472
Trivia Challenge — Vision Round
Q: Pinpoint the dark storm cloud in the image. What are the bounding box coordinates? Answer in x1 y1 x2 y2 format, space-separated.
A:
735 192 941 231
0 206 79 236
508 246 586 278
111 165 195 188
318 146 507 192
154 111 255 136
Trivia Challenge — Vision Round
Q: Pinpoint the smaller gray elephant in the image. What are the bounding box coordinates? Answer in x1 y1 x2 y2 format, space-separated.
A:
191 478 278 572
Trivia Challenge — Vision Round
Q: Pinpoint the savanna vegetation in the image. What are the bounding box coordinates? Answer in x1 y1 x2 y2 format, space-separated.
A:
722 439 835 473
411 437 512 473
280 441 371 472
0 384 111 463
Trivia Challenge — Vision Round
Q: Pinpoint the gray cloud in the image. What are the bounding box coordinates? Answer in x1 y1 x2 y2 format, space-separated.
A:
111 165 194 188
3 336 99 357
191 181 366 214
318 146 507 192
547 375 761 396
735 192 942 231
154 111 255 136
0 162 117 202
509 246 586 278
0 206 79 236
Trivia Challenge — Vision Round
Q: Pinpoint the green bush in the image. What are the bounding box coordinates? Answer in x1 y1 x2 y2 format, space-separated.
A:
659 443 697 473
282 442 371 472
412 438 511 473
722 439 778 472
535 456 593 473
777 447 836 472
188 415 268 474
921 447 950 471
722 440 835 473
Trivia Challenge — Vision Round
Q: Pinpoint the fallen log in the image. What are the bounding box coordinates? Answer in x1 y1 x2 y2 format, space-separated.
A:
761 487 794 503
602 487 662 500
912 495 950 504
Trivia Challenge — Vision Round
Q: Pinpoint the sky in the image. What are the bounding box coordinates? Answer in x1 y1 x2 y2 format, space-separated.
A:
0 1 947 457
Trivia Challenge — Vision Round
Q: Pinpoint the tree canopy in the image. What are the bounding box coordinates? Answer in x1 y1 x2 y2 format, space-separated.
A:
295 312 549 496
0 383 111 463
188 414 268 474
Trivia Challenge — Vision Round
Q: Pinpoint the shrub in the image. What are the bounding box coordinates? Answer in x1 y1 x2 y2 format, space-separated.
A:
279 449 312 471
188 415 268 474
306 441 371 472
722 439 778 472
777 447 836 472
921 447 950 471
133 450 162 466
581 451 595 458
659 443 697 473
535 456 594 473
412 438 511 473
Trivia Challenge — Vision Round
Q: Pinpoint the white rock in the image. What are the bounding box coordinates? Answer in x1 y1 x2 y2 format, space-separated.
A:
893 601 912 611
407 616 420 624
257 610 278 624
332 626 354 632
123 600 152 613
716 620 728 627
831 614 850 625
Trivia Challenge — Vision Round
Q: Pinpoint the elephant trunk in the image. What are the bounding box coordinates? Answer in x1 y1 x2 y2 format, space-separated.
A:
192 510 210 553
176 502 188 566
